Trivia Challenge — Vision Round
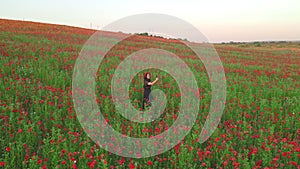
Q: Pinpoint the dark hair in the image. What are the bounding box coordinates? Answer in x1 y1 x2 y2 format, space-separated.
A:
144 72 151 79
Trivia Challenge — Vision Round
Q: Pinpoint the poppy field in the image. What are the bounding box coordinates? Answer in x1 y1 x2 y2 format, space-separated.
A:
0 19 300 168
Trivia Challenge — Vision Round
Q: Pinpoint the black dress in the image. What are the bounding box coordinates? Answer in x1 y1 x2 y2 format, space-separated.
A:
143 78 152 109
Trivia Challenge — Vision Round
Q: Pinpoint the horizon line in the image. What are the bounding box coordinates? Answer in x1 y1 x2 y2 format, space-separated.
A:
1 17 300 44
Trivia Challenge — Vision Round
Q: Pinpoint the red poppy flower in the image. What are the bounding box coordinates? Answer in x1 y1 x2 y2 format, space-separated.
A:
288 161 298 167
0 162 6 167
147 160 153 166
129 162 135 169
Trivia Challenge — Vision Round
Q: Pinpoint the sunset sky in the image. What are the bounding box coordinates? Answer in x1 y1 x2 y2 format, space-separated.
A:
1 0 299 42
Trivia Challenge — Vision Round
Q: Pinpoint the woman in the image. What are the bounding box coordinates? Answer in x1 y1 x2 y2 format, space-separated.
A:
143 72 159 110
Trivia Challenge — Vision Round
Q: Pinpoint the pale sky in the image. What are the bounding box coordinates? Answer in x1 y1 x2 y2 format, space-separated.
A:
1 0 300 42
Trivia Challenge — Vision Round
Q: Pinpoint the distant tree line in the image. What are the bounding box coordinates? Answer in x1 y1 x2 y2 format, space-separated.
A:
222 41 295 45
134 32 189 42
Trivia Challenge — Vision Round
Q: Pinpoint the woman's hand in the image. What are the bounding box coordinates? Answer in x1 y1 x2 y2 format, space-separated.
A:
148 77 159 85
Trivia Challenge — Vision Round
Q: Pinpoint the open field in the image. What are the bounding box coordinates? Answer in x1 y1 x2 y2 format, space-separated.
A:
0 19 299 168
